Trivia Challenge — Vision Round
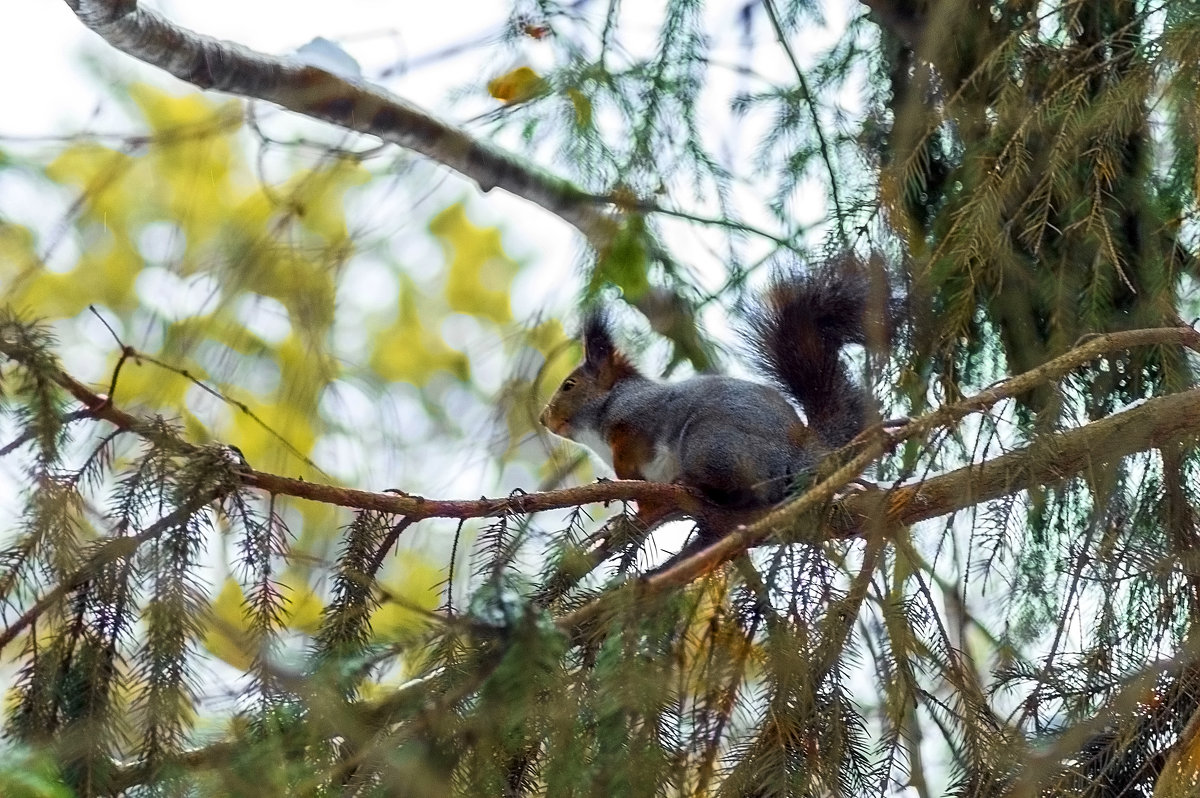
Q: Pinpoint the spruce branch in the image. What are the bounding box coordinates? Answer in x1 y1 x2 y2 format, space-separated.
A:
1153 685 1200 796
107 740 238 796
6 322 1200 614
1005 645 1200 798
105 655 494 793
0 490 223 653
61 0 615 244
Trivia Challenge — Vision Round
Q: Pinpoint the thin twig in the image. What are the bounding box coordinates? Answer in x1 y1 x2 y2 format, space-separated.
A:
762 0 846 242
0 409 92 456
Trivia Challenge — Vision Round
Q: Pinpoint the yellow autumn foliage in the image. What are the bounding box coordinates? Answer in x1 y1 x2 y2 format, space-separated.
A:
4 80 547 696
487 66 548 105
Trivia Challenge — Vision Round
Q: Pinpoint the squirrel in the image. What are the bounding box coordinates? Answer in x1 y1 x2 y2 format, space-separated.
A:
539 268 874 509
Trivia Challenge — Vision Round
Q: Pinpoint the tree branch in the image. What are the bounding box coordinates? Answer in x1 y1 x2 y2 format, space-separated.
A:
1007 646 1200 798
628 325 1200 576
1153 684 1200 797
5 324 1200 627
557 353 1200 631
62 0 615 243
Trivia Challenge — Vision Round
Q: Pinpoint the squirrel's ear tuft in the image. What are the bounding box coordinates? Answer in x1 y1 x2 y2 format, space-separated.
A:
581 310 641 385
581 310 616 371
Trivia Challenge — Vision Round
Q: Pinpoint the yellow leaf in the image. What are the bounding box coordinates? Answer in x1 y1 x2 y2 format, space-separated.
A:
43 86 242 271
45 144 138 226
566 87 592 127
371 554 443 641
487 66 548 105
371 277 470 384
280 575 325 633
503 320 575 455
0 222 35 265
430 202 517 324
130 83 241 132
527 317 568 354
108 360 194 420
283 158 370 243
677 574 753 694
227 393 317 477
130 85 242 240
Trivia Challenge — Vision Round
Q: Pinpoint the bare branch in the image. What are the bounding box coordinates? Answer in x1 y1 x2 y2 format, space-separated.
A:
240 471 702 520
62 0 616 243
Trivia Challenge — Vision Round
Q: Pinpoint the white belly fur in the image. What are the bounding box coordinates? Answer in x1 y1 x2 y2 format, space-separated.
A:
573 428 614 469
641 442 680 483
572 431 679 483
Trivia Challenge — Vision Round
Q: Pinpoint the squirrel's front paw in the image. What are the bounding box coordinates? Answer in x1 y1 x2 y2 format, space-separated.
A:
834 479 878 501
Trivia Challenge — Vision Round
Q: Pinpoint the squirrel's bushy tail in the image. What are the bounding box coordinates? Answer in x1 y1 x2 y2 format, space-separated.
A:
745 266 871 450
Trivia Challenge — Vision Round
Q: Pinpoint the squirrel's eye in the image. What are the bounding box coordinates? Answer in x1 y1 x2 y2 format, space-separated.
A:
561 378 576 392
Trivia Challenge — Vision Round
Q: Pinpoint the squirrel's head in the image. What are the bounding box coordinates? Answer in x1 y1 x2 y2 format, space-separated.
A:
539 311 642 440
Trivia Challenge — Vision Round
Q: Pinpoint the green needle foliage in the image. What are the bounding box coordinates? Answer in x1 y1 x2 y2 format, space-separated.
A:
2 1 1200 796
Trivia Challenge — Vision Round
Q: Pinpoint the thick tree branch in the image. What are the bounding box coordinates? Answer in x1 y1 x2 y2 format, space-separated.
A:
557 329 1200 629
62 0 615 243
613 325 1200 579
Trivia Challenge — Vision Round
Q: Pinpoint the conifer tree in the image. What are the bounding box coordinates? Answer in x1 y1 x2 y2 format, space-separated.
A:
3 1 1200 796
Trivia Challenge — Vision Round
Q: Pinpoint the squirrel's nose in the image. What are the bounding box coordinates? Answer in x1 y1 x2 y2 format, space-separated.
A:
538 407 549 427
